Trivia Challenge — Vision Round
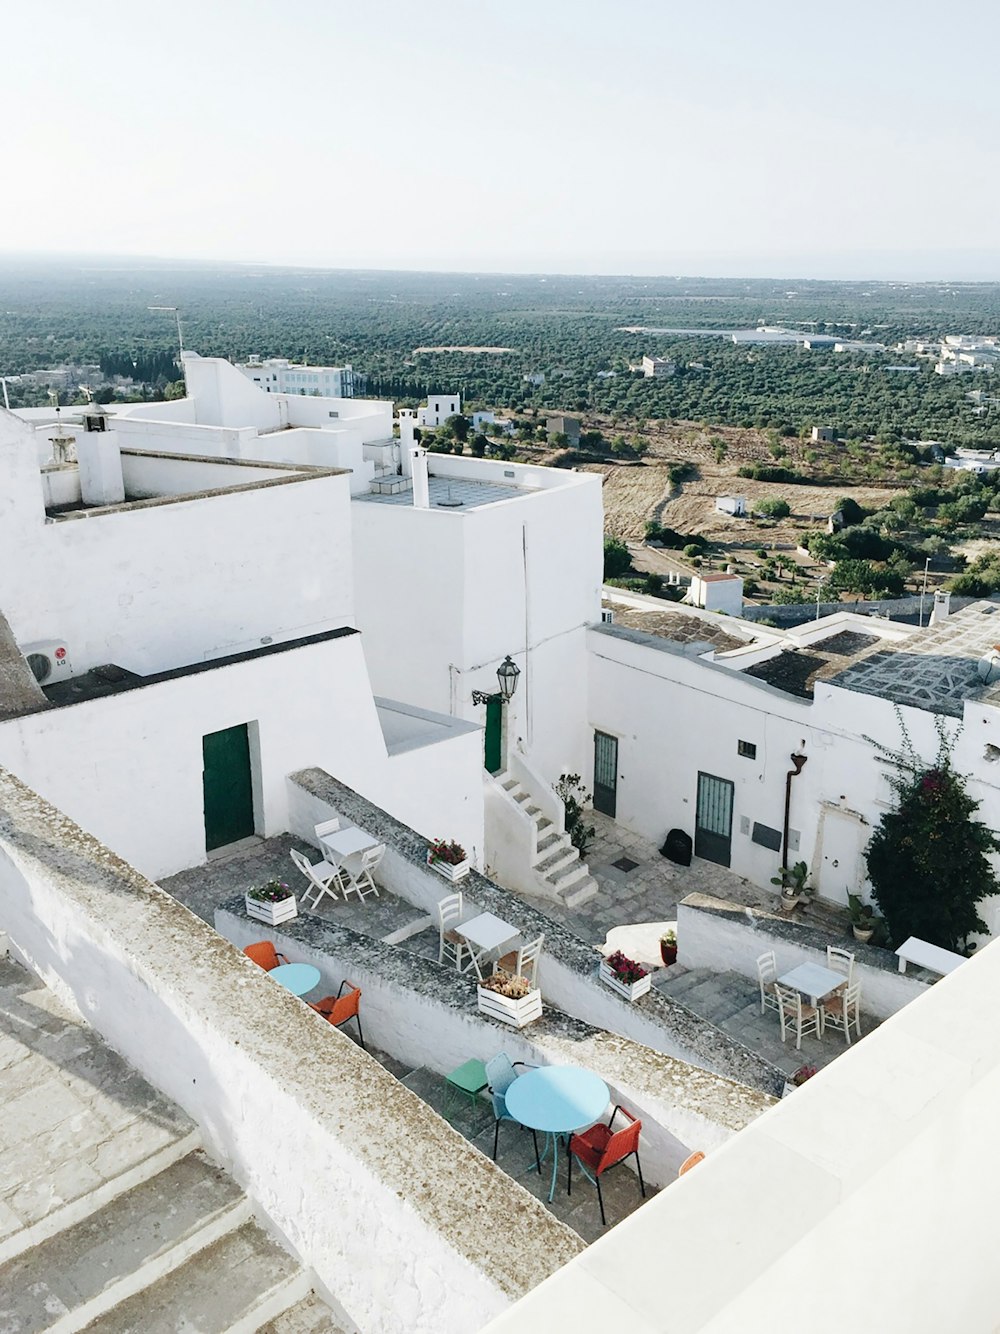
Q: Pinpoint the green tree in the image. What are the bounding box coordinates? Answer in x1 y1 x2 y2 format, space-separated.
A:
445 413 469 443
754 497 791 519
866 749 999 950
603 537 632 579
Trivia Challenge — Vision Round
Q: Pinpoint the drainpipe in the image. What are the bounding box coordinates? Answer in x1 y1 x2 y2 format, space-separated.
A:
782 752 808 876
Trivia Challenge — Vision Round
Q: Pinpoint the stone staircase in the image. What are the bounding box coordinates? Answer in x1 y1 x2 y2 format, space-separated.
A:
495 770 597 907
0 956 341 1333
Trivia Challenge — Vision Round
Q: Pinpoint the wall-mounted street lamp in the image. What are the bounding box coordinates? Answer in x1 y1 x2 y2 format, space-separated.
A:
473 655 521 705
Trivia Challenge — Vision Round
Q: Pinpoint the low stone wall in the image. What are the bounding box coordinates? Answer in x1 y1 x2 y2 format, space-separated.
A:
678 892 929 1020
290 769 786 1095
217 898 771 1186
0 767 581 1334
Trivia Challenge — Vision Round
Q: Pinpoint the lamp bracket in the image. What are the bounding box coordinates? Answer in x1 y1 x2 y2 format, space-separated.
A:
472 690 500 706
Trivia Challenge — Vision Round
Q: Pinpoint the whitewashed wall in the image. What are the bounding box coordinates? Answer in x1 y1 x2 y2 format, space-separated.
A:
0 406 355 676
0 636 484 880
677 896 929 1020
352 459 603 785
484 934 1000 1334
0 772 580 1334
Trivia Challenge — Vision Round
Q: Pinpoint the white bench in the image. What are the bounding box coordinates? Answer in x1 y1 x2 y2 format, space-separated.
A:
895 936 967 977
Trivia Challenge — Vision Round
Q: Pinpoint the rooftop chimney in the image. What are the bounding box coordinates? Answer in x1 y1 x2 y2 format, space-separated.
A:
931 590 952 625
411 447 430 509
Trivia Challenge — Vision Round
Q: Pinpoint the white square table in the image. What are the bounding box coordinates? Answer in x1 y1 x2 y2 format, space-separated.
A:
455 912 520 981
319 826 381 863
777 962 847 1007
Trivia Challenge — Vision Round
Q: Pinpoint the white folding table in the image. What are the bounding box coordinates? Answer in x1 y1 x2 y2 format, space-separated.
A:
455 912 520 981
319 826 381 863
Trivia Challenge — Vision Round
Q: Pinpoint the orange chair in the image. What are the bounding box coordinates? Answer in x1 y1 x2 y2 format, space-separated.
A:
678 1151 705 1177
309 981 364 1049
243 941 289 971
567 1105 645 1226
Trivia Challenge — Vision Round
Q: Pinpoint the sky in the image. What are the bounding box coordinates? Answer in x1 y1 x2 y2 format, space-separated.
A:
2 0 999 280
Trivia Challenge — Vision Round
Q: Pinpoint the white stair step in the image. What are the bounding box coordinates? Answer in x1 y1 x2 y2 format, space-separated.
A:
79 1222 309 1334
545 857 589 887
535 832 562 856
0 1125 202 1269
259 1293 345 1333
0 1150 248 1334
559 875 599 908
537 846 578 877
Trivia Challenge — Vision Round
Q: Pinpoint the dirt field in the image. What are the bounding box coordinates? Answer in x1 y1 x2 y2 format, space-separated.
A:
573 419 901 548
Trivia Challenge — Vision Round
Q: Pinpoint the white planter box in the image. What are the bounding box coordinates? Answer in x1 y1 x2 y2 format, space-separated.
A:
599 959 652 1002
245 893 298 926
428 854 470 883
477 985 543 1028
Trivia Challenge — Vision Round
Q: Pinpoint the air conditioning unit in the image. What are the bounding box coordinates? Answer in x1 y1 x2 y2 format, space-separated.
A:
22 640 74 685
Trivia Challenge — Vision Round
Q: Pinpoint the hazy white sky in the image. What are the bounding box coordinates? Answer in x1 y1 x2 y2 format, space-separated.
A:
2 0 998 279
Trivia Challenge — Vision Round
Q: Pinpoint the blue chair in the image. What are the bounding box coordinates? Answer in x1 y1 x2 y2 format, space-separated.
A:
485 1053 540 1172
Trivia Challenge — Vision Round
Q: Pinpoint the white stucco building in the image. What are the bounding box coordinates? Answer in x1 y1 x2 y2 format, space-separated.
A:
417 392 461 428
236 355 356 398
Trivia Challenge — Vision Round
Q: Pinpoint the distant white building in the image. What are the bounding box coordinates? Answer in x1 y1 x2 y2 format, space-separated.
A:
236 356 356 398
685 572 744 616
715 495 747 518
641 355 675 378
417 393 461 428
811 426 837 443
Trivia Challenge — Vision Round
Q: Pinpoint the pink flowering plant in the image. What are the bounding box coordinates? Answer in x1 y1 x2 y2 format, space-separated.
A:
247 879 293 903
605 950 648 985
792 1064 818 1086
428 838 467 866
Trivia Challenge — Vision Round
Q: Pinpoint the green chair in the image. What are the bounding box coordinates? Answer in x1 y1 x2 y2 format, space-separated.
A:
444 1057 488 1118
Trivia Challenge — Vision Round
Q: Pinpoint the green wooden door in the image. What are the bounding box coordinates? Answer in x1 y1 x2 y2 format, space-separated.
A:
202 723 255 851
484 695 503 774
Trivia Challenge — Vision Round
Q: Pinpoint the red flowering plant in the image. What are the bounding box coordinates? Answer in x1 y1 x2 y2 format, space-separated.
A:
605 950 648 985
792 1064 818 1087
866 719 999 952
428 838 467 866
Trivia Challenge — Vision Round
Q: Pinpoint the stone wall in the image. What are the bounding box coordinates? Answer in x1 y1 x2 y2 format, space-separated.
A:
0 767 581 1333
216 898 772 1186
290 769 787 1095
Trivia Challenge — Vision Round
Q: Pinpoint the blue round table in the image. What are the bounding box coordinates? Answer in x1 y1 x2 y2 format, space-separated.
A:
504 1066 610 1201
269 963 321 997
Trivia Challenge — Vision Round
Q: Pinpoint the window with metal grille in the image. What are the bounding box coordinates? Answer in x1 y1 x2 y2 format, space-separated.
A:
737 740 757 759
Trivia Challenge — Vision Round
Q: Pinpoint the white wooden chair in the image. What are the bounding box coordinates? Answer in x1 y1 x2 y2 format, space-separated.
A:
340 843 383 903
496 933 545 987
826 946 855 989
437 892 471 971
756 951 780 1016
822 981 862 1045
290 847 343 911
314 817 341 845
774 982 822 1050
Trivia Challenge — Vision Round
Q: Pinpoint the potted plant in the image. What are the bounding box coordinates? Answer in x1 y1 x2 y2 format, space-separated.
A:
660 928 678 967
782 1064 818 1097
848 893 879 944
476 969 543 1028
599 950 652 1002
245 879 297 926
427 837 470 883
771 861 811 911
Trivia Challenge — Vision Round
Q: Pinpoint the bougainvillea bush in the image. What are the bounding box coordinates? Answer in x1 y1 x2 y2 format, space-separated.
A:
866 756 999 952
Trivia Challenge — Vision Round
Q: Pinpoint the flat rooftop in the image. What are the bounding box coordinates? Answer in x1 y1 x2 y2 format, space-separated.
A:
354 475 523 510
743 628 882 700
602 602 756 655
831 601 1000 715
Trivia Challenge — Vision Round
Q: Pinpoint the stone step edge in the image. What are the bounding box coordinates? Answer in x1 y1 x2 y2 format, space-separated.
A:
0 1127 202 1268
224 1269 314 1334
48 1181 252 1334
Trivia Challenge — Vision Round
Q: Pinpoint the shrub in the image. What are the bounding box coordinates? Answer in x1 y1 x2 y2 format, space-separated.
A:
683 543 703 558
754 497 791 519
603 536 632 579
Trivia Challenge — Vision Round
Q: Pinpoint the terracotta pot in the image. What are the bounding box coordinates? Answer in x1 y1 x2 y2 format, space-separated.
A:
660 942 678 966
